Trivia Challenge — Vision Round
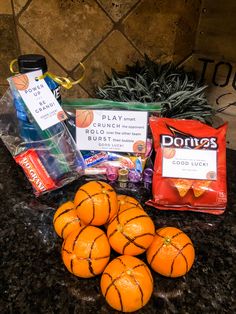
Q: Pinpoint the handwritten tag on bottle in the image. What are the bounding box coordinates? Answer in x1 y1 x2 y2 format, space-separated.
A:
9 70 67 130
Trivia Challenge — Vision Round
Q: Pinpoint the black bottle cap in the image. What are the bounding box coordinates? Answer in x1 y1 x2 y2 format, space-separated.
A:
18 54 48 74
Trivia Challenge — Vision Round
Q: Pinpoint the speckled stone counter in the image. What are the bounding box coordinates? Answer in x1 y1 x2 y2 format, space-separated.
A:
0 140 235 314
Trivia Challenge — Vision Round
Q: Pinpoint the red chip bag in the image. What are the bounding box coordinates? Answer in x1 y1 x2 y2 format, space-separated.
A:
146 117 227 215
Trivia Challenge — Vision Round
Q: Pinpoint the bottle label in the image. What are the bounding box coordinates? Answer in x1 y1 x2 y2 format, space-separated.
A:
52 86 61 103
8 70 67 131
14 149 56 193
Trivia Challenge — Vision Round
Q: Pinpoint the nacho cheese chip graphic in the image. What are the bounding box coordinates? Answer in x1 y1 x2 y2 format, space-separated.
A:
192 180 211 198
171 179 193 197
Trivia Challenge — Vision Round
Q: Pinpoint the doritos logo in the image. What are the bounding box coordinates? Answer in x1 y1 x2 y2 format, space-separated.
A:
161 134 217 149
160 125 218 149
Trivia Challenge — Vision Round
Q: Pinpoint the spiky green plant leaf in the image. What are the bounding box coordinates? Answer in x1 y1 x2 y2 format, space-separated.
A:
97 56 214 124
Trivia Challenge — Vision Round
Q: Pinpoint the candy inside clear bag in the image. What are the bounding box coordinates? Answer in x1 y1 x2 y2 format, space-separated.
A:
0 89 84 196
62 98 160 190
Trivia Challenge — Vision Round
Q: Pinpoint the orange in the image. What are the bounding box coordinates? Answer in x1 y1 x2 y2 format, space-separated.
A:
146 226 195 277
53 201 83 239
101 255 153 312
74 181 118 226
104 194 143 229
62 225 110 278
107 206 155 255
117 194 143 214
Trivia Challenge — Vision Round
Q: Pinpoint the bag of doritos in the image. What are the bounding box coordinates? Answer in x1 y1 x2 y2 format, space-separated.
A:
146 117 227 215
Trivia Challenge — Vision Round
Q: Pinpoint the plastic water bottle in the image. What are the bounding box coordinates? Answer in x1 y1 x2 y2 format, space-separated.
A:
15 54 62 138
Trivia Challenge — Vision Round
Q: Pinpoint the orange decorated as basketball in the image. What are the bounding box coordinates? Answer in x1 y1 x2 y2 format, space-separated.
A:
104 195 143 229
117 194 143 214
146 227 195 277
62 225 110 278
163 147 176 159
101 255 153 312
74 181 118 226
133 140 146 154
12 74 29 90
107 206 155 255
76 110 94 128
53 201 83 239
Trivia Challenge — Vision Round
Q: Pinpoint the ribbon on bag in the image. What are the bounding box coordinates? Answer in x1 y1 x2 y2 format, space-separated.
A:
9 59 85 89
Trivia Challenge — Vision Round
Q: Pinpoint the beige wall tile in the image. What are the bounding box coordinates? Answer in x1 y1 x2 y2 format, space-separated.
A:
12 0 28 15
17 26 86 99
75 30 141 95
0 15 19 84
173 0 201 63
17 26 67 76
98 0 139 22
123 0 201 63
123 0 178 61
0 0 12 14
61 83 90 99
0 85 8 97
18 0 113 70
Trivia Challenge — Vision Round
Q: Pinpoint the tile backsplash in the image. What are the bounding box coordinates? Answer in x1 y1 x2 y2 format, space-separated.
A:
0 0 201 96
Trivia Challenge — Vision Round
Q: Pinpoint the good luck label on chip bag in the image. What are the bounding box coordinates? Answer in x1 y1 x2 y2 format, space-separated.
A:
146 117 227 215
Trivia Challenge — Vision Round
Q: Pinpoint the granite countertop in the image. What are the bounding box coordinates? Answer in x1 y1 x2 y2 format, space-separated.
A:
0 140 235 314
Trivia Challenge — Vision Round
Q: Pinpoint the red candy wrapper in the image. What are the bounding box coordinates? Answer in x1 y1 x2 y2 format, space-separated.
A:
14 149 56 194
146 117 227 215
